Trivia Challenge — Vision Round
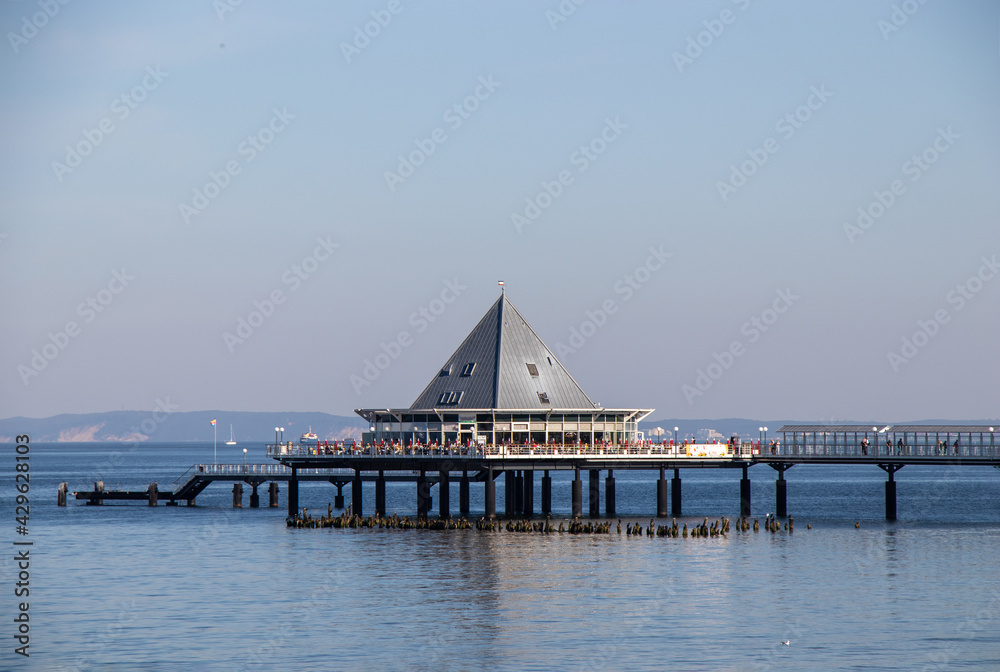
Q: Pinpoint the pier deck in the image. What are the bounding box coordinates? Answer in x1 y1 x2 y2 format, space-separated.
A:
61 425 998 521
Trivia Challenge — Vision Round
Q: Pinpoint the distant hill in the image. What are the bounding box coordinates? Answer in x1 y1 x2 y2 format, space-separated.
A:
0 411 367 443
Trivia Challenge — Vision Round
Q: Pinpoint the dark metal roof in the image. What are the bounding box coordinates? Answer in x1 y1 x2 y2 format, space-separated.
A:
410 294 597 410
778 425 996 433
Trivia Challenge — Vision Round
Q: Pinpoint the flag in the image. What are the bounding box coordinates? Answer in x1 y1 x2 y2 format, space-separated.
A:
498 280 504 286
210 419 216 426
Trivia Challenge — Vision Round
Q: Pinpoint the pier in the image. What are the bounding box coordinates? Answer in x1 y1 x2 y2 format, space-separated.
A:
261 424 997 521
60 424 997 520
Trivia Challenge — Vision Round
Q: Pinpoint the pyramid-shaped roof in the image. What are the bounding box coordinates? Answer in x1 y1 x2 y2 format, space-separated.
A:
410 294 597 410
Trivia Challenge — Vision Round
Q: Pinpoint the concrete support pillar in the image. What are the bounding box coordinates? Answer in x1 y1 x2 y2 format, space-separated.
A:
232 482 243 508
417 471 430 519
879 464 901 521
485 467 496 518
460 471 470 517
268 482 279 508
657 467 668 517
605 469 615 516
439 470 450 518
571 469 583 517
504 470 515 516
352 469 363 517
334 483 345 510
740 466 751 518
57 482 67 507
589 469 600 517
514 471 524 515
776 474 787 518
886 473 897 521
288 468 299 517
671 468 681 515
541 470 552 514
148 482 158 507
375 471 386 517
250 482 260 508
523 470 534 516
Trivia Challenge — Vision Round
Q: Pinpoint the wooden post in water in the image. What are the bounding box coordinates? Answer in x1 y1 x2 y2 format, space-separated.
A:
89 481 104 506
671 469 682 515
57 482 67 507
148 482 158 507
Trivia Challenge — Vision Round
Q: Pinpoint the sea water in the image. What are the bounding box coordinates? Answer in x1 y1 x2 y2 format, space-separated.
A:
4 442 999 671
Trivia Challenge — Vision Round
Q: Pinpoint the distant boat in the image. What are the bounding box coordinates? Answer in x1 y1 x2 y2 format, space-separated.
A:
225 425 237 445
300 426 318 444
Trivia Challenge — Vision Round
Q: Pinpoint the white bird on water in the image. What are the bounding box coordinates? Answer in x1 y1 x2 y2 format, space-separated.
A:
782 640 790 646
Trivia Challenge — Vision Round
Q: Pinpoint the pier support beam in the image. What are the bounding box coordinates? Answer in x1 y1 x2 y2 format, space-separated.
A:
768 463 792 517
87 481 104 506
439 470 450 518
232 482 243 508
288 468 298 517
514 471 524 515
589 469 600 517
333 483 345 510
605 470 615 516
352 469 363 517
523 470 534 516
671 469 682 515
571 469 583 517
485 467 496 518
148 482 158 507
657 467 669 517
376 471 386 517
879 464 903 521
416 470 430 519
57 482 67 507
504 471 515 516
268 482 279 508
740 466 751 518
460 471 470 517
541 470 552 514
249 482 259 508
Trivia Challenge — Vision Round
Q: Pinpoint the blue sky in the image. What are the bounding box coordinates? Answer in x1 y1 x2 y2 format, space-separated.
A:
2 0 998 423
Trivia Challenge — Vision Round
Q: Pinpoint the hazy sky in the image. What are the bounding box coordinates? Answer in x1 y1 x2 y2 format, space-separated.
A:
2 1 998 423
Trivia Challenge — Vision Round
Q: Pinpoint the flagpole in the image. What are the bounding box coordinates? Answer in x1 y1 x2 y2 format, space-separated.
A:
214 422 217 466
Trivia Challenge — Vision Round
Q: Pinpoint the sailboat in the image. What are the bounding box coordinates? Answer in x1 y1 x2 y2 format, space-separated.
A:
225 424 237 445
